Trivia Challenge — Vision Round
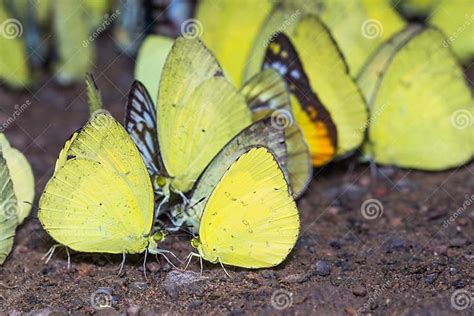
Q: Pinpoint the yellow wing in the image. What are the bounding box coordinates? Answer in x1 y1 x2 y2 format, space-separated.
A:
0 134 34 224
196 147 299 268
135 35 174 103
185 118 288 233
39 113 154 254
196 0 275 85
53 0 93 85
429 0 474 64
240 69 312 197
251 15 368 165
0 151 18 265
157 38 252 192
358 27 473 170
0 1 30 88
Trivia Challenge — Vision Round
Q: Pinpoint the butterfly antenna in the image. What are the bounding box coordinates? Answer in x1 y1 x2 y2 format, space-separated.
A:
118 252 126 276
188 197 205 211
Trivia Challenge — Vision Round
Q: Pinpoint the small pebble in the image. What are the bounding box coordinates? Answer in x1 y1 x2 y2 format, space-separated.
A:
146 262 160 273
382 237 407 253
425 273 438 284
449 238 468 247
260 270 276 279
329 240 342 250
352 284 367 297
452 279 466 289
313 260 331 277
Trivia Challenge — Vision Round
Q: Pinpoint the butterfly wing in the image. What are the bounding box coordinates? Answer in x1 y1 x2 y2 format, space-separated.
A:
135 35 174 102
157 38 252 192
0 151 18 264
0 1 30 88
0 134 34 224
358 27 473 170
52 0 93 85
198 147 299 268
125 81 168 178
263 32 338 167
185 118 288 232
39 113 154 254
240 69 312 197
196 0 274 85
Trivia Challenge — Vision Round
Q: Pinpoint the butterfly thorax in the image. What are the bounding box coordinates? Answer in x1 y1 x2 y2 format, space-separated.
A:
191 237 218 263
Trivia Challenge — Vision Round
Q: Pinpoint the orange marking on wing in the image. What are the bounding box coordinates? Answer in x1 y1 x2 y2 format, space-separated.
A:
291 98 336 166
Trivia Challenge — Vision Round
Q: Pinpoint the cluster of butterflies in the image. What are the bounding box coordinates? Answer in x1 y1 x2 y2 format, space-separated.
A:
38 37 303 271
1 0 472 272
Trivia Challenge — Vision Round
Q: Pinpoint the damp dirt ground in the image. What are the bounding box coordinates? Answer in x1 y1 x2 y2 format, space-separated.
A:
0 37 473 315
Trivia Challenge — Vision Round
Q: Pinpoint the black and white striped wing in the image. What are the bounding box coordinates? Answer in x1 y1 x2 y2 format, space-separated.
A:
125 81 167 177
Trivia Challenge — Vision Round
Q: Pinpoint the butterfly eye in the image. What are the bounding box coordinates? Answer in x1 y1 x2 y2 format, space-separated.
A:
153 231 165 242
191 238 200 248
155 176 167 187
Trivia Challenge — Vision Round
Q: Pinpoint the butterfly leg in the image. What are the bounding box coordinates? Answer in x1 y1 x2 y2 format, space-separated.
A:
183 252 201 271
218 258 231 278
156 248 183 266
65 247 71 271
142 248 149 281
118 252 126 276
154 251 176 269
42 244 61 263
155 195 169 219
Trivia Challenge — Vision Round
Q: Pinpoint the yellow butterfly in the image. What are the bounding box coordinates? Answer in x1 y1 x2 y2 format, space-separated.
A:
0 134 34 264
0 1 30 88
357 26 473 170
39 112 170 262
187 146 299 269
198 2 369 167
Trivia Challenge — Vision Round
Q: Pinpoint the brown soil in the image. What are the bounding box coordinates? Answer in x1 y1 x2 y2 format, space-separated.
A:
0 37 473 315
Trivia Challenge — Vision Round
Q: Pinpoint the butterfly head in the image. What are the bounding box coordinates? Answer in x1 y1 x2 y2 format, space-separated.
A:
147 230 166 252
154 175 168 188
191 237 217 263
